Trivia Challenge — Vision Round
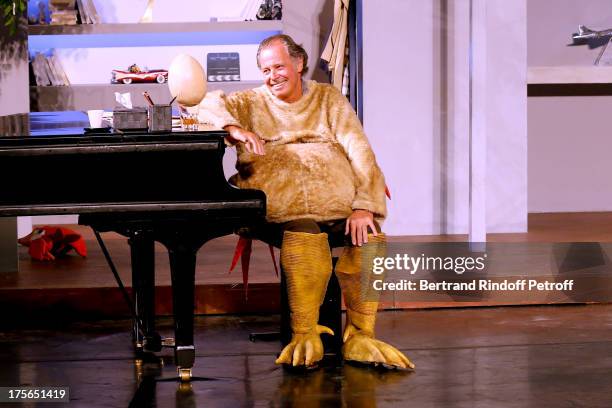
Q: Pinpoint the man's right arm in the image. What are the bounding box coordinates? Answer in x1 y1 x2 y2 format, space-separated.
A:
223 125 265 155
197 90 265 155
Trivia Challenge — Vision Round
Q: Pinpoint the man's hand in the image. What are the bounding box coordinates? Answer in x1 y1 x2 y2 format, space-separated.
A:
224 125 265 155
345 209 377 246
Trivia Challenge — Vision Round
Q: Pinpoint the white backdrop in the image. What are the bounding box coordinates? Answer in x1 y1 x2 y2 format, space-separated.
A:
362 0 527 235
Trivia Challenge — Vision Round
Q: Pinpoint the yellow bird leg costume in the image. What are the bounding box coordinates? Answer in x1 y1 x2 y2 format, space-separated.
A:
336 233 414 369
276 231 334 367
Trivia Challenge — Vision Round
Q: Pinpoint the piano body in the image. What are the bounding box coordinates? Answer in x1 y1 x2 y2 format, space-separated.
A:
0 130 266 381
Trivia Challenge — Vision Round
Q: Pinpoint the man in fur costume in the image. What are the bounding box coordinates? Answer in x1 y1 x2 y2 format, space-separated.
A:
199 34 413 370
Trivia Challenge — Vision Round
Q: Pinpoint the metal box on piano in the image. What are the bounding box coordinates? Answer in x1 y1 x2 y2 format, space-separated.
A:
147 104 172 132
113 107 148 131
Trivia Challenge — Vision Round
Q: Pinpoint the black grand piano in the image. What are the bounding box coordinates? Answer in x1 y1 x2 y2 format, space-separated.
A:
0 129 265 381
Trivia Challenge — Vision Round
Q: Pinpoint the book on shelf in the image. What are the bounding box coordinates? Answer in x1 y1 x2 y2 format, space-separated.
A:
50 10 78 25
87 0 100 24
31 53 70 86
31 54 51 86
44 55 61 86
49 53 71 86
81 0 99 24
30 55 42 86
75 0 99 24
49 0 77 24
41 54 54 86
49 0 76 11
76 0 90 24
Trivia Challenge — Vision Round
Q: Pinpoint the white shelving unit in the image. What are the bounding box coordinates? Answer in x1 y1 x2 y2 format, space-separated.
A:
528 66 612 84
29 21 283 36
28 21 281 111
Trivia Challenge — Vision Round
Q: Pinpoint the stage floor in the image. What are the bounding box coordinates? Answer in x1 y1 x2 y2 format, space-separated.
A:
1 304 611 407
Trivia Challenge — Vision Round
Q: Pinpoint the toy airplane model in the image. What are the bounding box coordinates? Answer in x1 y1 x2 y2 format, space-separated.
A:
571 25 612 65
572 25 612 41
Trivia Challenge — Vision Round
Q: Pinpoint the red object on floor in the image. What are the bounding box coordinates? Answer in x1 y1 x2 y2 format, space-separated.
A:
229 236 279 299
18 226 87 261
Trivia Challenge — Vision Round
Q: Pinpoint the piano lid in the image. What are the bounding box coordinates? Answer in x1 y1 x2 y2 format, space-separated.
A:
0 129 265 217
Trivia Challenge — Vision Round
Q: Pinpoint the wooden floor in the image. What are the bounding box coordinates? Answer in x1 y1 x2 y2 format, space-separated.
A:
1 305 612 407
2 212 612 320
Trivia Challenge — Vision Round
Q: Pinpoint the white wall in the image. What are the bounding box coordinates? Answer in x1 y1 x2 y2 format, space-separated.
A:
363 0 527 235
529 96 612 212
362 0 437 235
485 0 527 232
528 0 612 213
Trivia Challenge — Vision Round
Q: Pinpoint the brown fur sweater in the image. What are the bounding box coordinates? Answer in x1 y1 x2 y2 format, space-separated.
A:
198 80 387 223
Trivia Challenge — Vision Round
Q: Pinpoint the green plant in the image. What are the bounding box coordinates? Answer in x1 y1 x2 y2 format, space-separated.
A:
1 0 26 36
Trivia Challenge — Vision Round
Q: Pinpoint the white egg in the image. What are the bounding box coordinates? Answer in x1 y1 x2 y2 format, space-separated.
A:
168 54 207 107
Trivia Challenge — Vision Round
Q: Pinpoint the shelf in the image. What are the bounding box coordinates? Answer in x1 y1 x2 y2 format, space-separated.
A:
30 81 262 112
28 21 282 49
28 20 283 35
528 66 612 84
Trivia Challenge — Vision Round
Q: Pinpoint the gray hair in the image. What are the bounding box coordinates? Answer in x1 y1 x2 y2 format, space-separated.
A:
256 34 309 76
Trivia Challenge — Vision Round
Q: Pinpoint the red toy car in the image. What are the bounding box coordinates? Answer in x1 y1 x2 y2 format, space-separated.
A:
111 64 168 84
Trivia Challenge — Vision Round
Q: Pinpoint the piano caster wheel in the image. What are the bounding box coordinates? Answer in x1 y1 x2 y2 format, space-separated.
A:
178 368 192 382
162 337 176 348
178 382 193 393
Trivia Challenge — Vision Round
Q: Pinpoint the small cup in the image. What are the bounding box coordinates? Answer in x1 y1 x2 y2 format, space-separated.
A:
87 109 104 128
180 111 199 131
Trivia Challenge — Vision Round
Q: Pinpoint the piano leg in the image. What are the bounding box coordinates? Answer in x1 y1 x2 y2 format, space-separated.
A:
79 213 258 381
168 245 197 381
129 231 161 353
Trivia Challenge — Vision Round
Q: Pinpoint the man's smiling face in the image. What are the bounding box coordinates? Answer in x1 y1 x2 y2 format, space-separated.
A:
258 40 303 103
